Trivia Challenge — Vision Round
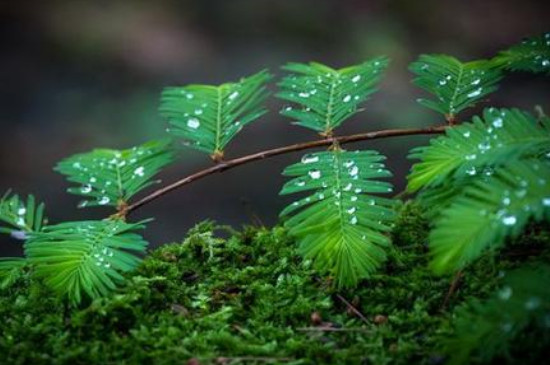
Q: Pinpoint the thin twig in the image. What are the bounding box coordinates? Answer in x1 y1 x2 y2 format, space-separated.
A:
441 270 463 310
125 125 446 215
336 294 370 325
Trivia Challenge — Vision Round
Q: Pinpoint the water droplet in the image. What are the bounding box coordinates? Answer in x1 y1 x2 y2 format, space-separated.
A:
299 92 310 98
542 198 550 206
295 180 306 187
499 286 513 300
463 131 471 138
542 59 550 67
502 215 517 226
229 91 239 100
344 160 355 168
343 95 352 103
352 75 361 83
343 183 352 191
439 79 447 86
471 78 481 85
350 196 358 202
466 166 476 176
308 170 321 179
187 118 200 129
186 93 194 100
350 216 358 225
81 185 92 194
16 217 25 226
98 196 111 205
134 166 145 177
467 88 482 98
194 109 203 115
347 207 356 214
349 166 359 177
492 118 503 128
478 141 491 152
301 155 319 164
525 297 541 310
465 154 477 161
502 197 511 206
17 208 26 215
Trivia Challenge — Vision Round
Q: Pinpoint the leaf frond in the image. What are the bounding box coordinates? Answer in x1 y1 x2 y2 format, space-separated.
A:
24 219 149 305
410 55 503 118
280 148 395 287
277 58 388 135
493 32 550 74
407 108 550 192
55 139 174 209
429 160 550 274
0 191 47 237
445 264 550 364
160 69 272 157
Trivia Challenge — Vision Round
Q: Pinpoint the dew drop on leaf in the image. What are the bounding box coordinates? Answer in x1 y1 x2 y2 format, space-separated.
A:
467 88 482 98
498 286 513 300
301 155 319 164
308 170 321 179
187 118 200 129
502 215 517 226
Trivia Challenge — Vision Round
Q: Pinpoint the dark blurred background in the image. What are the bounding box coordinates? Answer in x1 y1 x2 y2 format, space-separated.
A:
1 0 549 255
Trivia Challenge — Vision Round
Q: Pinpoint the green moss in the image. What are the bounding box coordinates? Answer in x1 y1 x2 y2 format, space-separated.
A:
0 207 548 364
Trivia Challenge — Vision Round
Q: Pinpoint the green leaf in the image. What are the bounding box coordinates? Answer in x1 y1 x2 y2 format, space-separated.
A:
161 70 272 158
445 264 550 364
0 258 26 289
0 191 47 237
280 148 395 287
25 219 149 305
429 160 550 274
407 108 550 192
277 58 388 135
493 32 550 74
410 55 502 119
55 139 174 209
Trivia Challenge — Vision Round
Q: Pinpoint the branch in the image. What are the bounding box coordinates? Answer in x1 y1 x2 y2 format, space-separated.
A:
125 125 447 215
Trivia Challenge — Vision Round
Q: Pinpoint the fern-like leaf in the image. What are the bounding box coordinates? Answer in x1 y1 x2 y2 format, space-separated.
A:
161 70 272 159
0 257 26 289
445 264 550 364
277 58 388 136
24 219 149 305
410 55 502 119
429 160 550 274
407 108 550 192
56 139 174 209
493 32 550 74
0 191 47 238
280 148 395 287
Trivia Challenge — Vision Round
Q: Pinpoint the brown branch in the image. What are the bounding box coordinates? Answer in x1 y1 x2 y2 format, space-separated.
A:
336 294 370 325
125 125 447 215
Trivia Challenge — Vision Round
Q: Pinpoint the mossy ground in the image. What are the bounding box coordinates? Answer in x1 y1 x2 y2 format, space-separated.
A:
0 203 548 364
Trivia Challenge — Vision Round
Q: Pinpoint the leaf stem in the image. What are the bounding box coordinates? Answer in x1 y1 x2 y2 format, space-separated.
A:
125 125 447 215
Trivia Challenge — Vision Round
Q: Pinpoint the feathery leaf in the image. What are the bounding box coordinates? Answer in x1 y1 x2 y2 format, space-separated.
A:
445 264 550 364
0 191 47 237
407 108 550 192
56 139 174 209
410 55 502 119
429 160 550 274
277 58 388 135
0 257 26 289
280 148 395 287
25 219 149 305
161 70 272 158
493 32 550 74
